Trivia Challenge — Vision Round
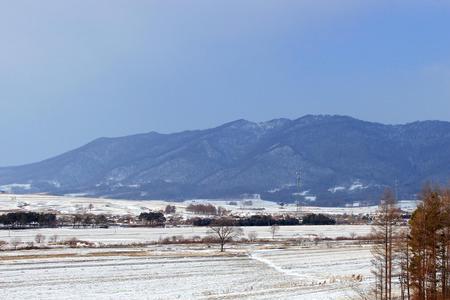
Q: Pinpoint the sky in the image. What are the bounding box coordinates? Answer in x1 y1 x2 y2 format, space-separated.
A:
1 0 450 166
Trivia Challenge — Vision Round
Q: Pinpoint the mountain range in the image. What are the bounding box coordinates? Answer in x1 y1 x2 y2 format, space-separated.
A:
0 115 449 206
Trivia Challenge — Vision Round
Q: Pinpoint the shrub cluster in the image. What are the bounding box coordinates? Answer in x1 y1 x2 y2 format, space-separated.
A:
191 217 214 226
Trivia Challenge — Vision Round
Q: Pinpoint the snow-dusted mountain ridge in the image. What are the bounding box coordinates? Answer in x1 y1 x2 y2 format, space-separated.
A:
0 115 449 206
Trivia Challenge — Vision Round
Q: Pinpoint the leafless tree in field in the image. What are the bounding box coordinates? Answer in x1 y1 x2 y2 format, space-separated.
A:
35 233 46 244
270 224 279 239
208 218 243 252
164 205 176 214
371 188 401 300
49 234 59 244
248 231 258 242
217 206 228 216
10 237 21 250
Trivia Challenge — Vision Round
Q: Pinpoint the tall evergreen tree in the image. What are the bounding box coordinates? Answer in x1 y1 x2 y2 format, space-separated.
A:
408 186 450 300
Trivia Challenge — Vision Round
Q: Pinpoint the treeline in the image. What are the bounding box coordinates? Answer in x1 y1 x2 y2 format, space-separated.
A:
371 185 450 300
0 212 112 228
0 212 56 227
138 212 166 226
186 203 227 215
71 214 109 228
0 211 336 228
189 214 335 227
190 215 299 227
302 213 336 225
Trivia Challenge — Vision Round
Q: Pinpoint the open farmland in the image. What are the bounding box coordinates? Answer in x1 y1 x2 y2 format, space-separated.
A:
0 194 382 299
0 194 418 216
0 244 372 300
0 225 372 245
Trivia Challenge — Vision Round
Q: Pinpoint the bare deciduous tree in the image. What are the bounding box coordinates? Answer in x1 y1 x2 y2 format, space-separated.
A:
10 237 21 250
270 224 279 239
35 233 46 244
187 203 217 215
49 234 59 244
248 231 258 242
217 206 228 216
164 205 176 214
208 218 243 252
397 229 411 300
371 188 401 300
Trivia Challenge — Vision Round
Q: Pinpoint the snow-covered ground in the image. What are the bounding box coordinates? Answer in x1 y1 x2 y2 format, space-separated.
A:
0 194 403 299
0 225 372 245
0 244 372 300
0 194 418 216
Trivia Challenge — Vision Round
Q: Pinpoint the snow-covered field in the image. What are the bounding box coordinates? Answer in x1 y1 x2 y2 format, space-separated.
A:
0 224 374 299
0 193 418 216
0 194 398 299
0 244 372 300
0 225 372 245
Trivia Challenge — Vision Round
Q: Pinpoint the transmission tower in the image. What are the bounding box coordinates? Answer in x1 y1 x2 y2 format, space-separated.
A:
296 171 301 214
394 179 399 203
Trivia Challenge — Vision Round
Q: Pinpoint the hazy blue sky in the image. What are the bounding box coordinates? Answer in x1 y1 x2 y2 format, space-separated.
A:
1 1 450 166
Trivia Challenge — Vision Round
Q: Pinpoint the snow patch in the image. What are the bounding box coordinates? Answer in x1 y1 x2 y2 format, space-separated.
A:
292 190 309 196
46 180 61 188
64 193 88 197
0 183 32 193
328 186 346 193
328 181 369 193
349 181 368 191
305 196 317 202
250 251 303 277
